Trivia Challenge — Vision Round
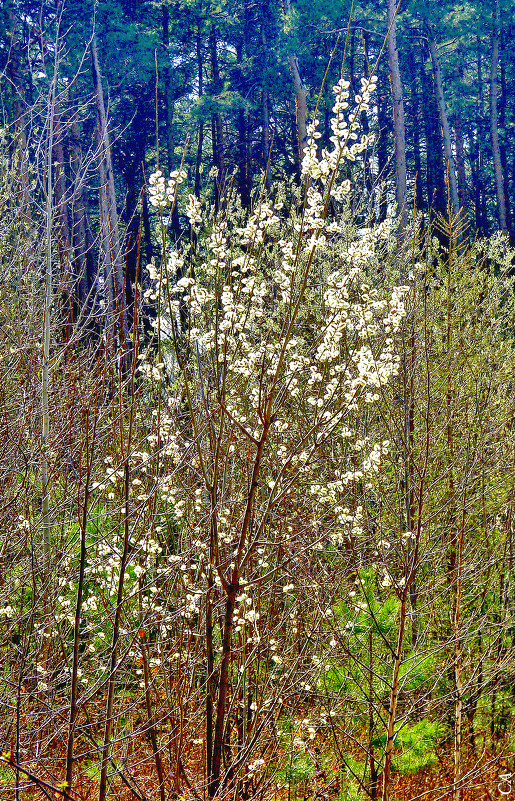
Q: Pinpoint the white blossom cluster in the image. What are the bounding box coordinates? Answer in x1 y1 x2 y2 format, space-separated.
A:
301 75 377 187
148 168 186 209
185 193 202 227
232 590 260 633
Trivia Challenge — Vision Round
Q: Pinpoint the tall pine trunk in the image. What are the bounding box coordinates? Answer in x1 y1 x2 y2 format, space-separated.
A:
425 21 460 216
454 110 468 214
386 0 407 226
91 33 128 347
472 40 488 235
260 0 271 184
69 115 97 326
499 36 511 232
52 115 75 338
420 52 446 217
162 3 181 240
195 24 204 199
6 7 31 218
408 45 425 211
284 0 307 164
236 24 251 209
210 27 224 210
376 66 389 222
490 0 508 233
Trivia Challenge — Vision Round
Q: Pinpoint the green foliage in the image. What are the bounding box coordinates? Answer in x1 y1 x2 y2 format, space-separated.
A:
276 753 316 785
392 720 446 774
338 757 366 801
0 765 15 788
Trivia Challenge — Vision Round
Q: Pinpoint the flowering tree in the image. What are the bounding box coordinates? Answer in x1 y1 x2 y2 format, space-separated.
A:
125 72 409 800
2 50 515 801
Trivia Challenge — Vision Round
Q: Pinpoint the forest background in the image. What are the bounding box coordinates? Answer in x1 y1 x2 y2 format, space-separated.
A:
2 1 515 801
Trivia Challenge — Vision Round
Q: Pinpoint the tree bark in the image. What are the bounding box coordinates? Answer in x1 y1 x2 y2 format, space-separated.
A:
426 22 459 216
91 33 128 346
408 45 424 211
260 0 271 183
52 115 75 339
195 24 204 199
490 0 509 233
162 3 181 240
382 593 408 801
420 52 446 217
376 67 389 222
236 25 251 209
386 0 407 226
5 6 30 217
499 36 511 232
210 26 224 210
69 116 97 326
123 156 141 333
41 59 57 577
454 110 468 214
471 40 487 235
284 0 307 164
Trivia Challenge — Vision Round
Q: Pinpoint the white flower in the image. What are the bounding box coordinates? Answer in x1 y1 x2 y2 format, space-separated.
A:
185 194 202 227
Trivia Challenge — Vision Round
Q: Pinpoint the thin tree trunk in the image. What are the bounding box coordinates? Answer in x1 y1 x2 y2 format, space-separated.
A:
473 40 487 235
408 46 424 211
499 38 511 232
97 134 114 332
420 52 446 217
5 7 30 216
91 33 128 346
162 3 181 240
260 0 271 182
52 115 74 338
195 24 204 199
426 22 459 216
454 110 468 214
98 450 134 801
53 117 72 269
69 116 96 322
209 420 271 798
41 60 57 576
284 0 307 162
140 641 166 801
490 0 508 232
65 412 94 794
453 500 466 801
377 67 389 222
368 631 378 800
123 157 140 332
382 594 408 801
210 27 224 210
361 32 373 203
386 0 407 226
236 32 250 208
